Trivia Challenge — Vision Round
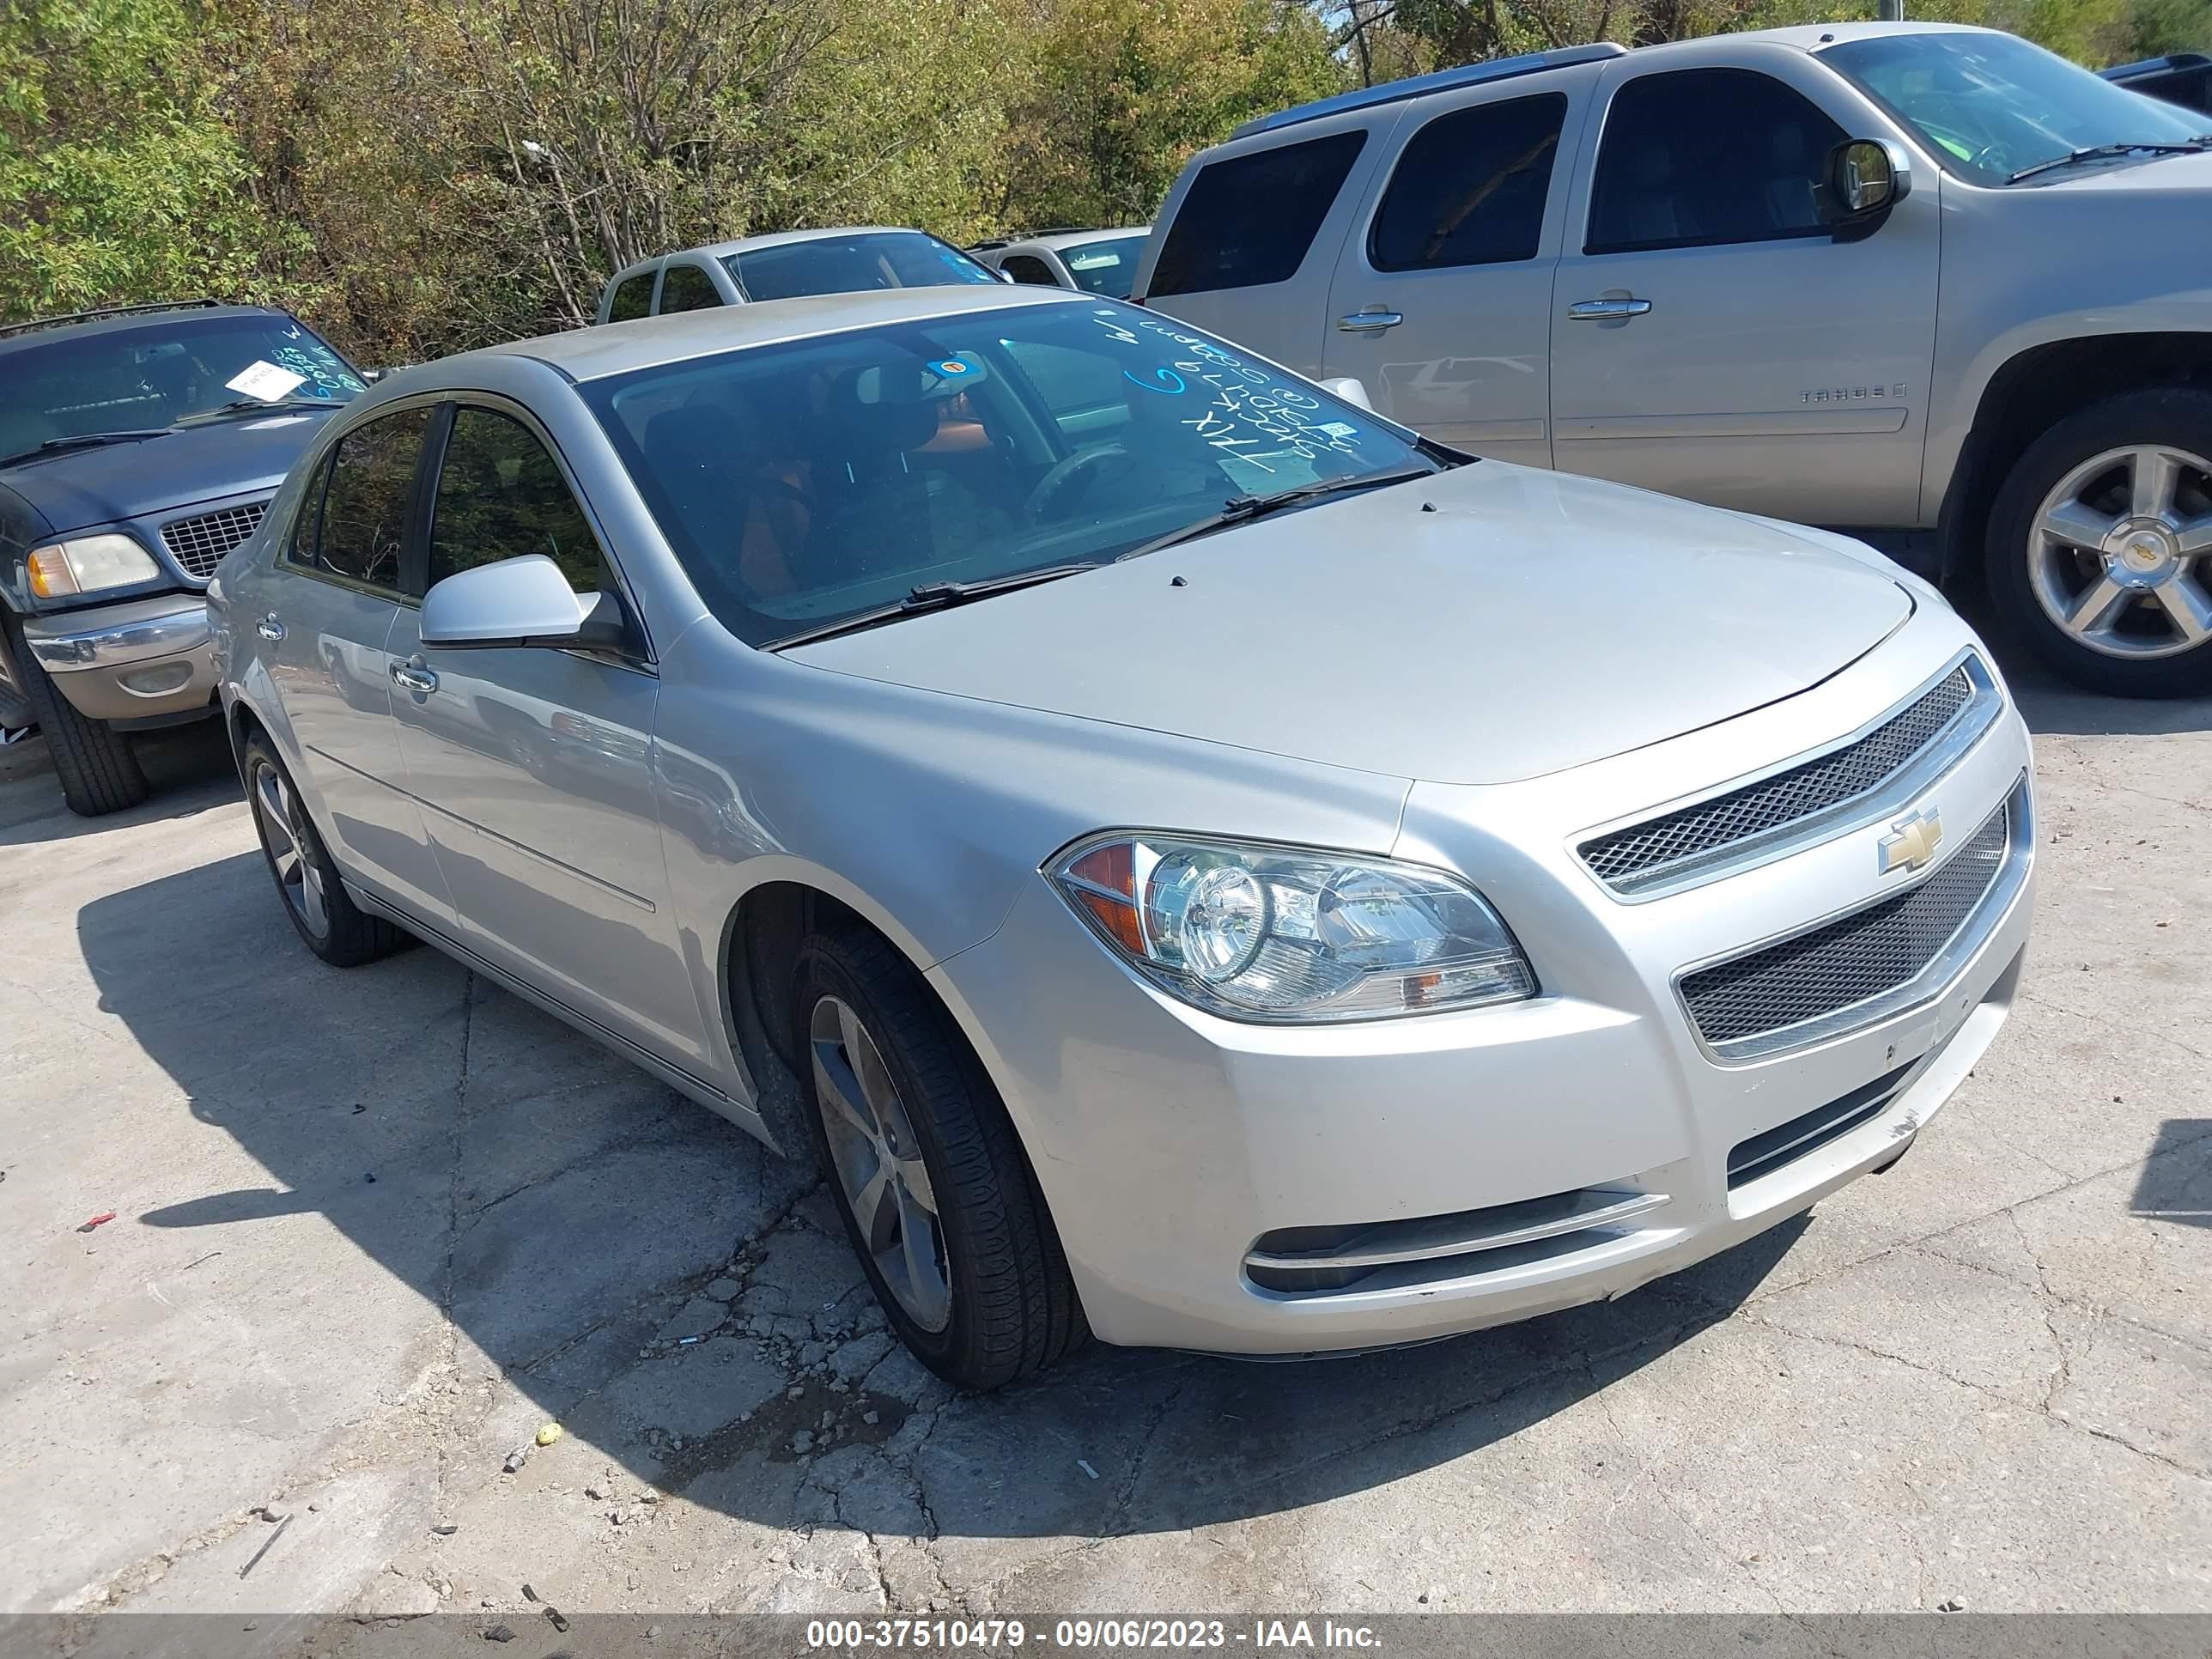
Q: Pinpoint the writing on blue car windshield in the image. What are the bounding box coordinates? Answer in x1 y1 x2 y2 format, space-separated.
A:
585 301 1428 646
0 314 364 465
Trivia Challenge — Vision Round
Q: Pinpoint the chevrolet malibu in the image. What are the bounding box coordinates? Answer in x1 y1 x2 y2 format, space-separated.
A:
210 286 2034 1390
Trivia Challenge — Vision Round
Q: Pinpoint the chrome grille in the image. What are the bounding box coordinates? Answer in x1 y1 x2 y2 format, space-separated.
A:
1681 793 2014 1054
1583 665 1980 892
160 501 269 580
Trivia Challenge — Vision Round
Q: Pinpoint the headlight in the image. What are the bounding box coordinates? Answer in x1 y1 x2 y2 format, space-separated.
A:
27 534 161 598
1048 832 1537 1023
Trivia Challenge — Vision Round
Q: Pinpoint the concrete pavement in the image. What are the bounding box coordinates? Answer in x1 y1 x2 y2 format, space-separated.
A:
1 655 2206 1639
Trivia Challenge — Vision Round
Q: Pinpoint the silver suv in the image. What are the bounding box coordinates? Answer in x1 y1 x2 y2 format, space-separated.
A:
1136 24 2212 697
971 228 1152 298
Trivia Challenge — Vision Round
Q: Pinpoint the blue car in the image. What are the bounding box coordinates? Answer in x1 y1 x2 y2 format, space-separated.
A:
0 300 368 814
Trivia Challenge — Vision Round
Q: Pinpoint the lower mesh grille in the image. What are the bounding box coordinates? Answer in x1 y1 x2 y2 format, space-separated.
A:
1681 793 2014 1055
160 500 269 580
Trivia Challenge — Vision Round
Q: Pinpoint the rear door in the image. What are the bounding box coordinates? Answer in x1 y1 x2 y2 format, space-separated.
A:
1547 51 1940 525
1321 75 1594 465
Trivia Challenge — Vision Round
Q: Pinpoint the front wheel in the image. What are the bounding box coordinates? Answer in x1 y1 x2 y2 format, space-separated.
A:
3 611 148 816
792 922 1084 1391
241 734 407 966
1984 389 2212 698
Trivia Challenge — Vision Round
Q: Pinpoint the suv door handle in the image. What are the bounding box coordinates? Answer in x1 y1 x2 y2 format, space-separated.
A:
1336 310 1404 333
390 662 438 695
255 615 285 642
1568 297 1653 321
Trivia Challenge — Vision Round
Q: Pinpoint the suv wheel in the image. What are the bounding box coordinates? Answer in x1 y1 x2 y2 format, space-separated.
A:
1986 389 2212 697
3 611 149 816
0 623 32 731
792 922 1085 1391
242 733 406 966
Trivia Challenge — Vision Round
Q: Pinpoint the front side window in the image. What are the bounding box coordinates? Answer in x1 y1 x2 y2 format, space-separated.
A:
1148 131 1369 296
725 233 1000 302
608 272 657 323
299 407 433 593
1587 70 1847 254
1058 234 1149 297
1001 255 1060 286
428 407 604 593
1370 94 1567 272
1823 30 2206 185
582 300 1431 645
658 264 723 313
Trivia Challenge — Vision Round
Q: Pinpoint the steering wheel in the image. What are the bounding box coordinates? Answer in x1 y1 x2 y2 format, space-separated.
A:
1024 445 1127 523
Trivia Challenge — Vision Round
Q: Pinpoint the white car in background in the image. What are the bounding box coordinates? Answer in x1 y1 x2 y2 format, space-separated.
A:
970 228 1152 299
597 228 1002 323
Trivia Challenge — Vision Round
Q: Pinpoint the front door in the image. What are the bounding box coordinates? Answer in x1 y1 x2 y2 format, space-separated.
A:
1547 61 1940 526
386 400 703 1070
1321 81 1583 467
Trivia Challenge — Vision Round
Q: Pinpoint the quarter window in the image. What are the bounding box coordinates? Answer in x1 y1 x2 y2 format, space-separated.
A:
1586 69 1847 255
1148 130 1369 296
608 271 657 322
658 264 723 313
1001 255 1060 286
295 408 432 593
1369 94 1566 272
428 407 605 594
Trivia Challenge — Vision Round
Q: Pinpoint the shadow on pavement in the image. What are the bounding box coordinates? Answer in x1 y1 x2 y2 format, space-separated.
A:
88 849 1805 1544
2132 1121 2212 1229
0 720 240 848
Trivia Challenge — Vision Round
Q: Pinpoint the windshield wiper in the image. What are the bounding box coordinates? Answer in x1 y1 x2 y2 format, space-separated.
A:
174 396 338 426
0 429 171 469
1115 465 1439 563
2007 140 2208 185
769 562 1103 649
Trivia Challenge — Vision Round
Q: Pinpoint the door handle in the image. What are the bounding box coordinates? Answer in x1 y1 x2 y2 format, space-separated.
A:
390 662 438 695
1336 311 1404 333
1567 298 1653 321
255 615 285 642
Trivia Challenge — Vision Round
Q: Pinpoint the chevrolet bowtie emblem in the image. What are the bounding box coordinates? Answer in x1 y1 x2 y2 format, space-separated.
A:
1879 808 1943 876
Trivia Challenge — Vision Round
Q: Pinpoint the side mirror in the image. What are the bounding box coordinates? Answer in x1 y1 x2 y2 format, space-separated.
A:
996 266 1018 283
1316 375 1374 412
421 554 626 652
1824 138 1911 225
360 368 385 384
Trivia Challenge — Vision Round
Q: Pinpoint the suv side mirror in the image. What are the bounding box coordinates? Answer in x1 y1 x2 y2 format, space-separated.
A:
1317 375 1374 411
1824 139 1911 228
422 554 627 652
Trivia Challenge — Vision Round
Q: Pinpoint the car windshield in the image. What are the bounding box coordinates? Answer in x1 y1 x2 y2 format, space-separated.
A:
1058 235 1150 298
1823 31 2207 185
583 299 1431 645
0 312 363 463
722 233 1002 302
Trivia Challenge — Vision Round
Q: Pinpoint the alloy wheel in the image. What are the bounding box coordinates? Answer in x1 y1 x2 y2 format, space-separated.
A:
2027 443 2212 659
252 760 331 939
809 994 952 1332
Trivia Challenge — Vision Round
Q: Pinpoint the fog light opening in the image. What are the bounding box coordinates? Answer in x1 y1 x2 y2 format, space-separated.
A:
119 661 193 696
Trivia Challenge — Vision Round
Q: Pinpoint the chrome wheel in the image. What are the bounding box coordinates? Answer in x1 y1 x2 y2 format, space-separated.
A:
252 760 331 940
810 994 951 1332
2028 443 2212 659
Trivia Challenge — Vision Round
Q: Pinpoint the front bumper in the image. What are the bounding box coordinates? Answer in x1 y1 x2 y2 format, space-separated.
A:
20 593 219 725
930 631 2036 1357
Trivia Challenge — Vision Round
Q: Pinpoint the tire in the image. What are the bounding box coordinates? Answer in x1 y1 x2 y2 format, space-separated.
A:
0 623 32 731
1984 388 2212 698
3 611 149 816
240 732 406 967
792 921 1085 1391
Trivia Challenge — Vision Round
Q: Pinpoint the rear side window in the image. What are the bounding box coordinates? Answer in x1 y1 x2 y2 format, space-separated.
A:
1001 255 1060 285
1369 94 1566 271
658 264 722 313
608 271 656 322
290 408 432 593
1587 70 1846 254
428 407 605 593
1149 131 1368 296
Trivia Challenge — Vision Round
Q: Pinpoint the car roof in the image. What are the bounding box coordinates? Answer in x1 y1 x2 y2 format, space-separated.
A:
611 227 965 286
489 283 1095 383
0 301 290 359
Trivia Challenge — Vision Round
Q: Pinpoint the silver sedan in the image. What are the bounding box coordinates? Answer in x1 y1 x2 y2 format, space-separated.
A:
210 285 2034 1389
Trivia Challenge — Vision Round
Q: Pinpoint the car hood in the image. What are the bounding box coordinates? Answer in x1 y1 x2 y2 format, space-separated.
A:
786 462 1913 786
0 407 336 537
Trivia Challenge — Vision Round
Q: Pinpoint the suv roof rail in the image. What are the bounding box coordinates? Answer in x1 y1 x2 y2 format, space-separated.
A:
968 239 1012 252
2103 51 2212 76
1230 42 1628 140
0 296 230 341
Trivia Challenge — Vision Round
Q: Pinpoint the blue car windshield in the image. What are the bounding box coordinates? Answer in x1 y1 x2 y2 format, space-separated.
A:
0 313 363 461
723 233 1002 302
584 299 1429 646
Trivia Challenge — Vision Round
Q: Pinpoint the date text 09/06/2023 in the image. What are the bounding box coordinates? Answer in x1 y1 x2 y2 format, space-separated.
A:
804 1620 1383 1651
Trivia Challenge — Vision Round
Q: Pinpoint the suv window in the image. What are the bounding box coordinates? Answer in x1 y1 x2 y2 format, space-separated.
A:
428 407 605 594
292 408 431 593
1587 70 1846 255
1149 131 1368 296
1001 255 1060 286
658 264 723 313
608 271 657 322
1369 94 1566 272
